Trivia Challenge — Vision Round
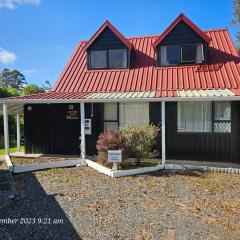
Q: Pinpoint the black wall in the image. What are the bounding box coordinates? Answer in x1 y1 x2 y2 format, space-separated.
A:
24 104 81 154
161 20 206 45
165 102 240 163
24 103 104 156
88 27 127 50
24 102 240 163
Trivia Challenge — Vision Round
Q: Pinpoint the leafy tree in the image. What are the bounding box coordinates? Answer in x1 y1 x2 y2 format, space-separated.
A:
232 0 240 50
22 84 45 95
0 68 27 89
0 86 20 98
42 80 52 92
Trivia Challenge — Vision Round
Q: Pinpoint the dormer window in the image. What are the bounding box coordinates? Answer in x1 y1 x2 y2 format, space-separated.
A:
89 49 128 69
159 44 204 66
85 21 132 70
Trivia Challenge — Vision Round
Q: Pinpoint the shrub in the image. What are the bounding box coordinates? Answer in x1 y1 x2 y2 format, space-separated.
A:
96 129 124 167
120 124 160 165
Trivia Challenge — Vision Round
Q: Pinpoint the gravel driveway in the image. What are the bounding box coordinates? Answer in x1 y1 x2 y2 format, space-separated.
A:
0 166 240 240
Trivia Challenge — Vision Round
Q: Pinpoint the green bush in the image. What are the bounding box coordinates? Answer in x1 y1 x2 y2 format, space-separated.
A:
120 124 160 165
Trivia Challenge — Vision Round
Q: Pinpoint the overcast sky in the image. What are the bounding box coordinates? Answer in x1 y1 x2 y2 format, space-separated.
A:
0 0 236 87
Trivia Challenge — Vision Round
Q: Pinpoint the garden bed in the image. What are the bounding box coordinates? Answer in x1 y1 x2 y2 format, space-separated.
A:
11 156 79 165
86 159 164 178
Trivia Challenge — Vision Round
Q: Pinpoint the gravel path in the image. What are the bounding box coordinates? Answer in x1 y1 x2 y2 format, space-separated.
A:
0 166 240 240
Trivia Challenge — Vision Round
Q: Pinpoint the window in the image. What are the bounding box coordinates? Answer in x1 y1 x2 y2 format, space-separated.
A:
178 102 212 133
89 49 128 69
90 50 107 69
104 103 118 131
178 102 231 133
160 45 180 66
160 44 204 66
119 103 149 127
103 102 149 130
181 44 203 63
108 49 127 68
213 102 231 133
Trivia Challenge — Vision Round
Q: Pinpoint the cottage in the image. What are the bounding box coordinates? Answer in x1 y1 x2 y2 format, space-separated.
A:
2 13 240 168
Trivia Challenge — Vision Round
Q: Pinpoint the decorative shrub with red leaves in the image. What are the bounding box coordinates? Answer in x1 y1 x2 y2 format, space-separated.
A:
96 129 123 152
96 129 124 166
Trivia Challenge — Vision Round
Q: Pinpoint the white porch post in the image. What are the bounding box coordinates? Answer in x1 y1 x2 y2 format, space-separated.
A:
80 102 86 161
161 101 166 165
16 114 20 152
3 103 9 156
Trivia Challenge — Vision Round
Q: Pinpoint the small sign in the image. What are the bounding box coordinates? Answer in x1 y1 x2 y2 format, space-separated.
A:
178 127 185 132
66 105 79 120
85 119 91 135
108 150 122 163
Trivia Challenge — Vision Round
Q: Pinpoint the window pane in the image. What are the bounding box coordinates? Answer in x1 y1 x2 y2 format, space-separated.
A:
214 102 231 121
214 122 231 133
104 122 118 131
196 44 204 63
90 50 107 69
181 45 197 62
165 45 180 65
104 103 118 121
178 102 212 132
108 49 127 68
119 103 149 127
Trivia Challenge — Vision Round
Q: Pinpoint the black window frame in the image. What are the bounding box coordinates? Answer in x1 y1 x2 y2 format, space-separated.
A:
158 43 204 66
88 48 128 70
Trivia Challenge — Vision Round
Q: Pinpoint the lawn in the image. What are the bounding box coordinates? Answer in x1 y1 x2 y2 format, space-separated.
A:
0 146 24 155
0 167 239 240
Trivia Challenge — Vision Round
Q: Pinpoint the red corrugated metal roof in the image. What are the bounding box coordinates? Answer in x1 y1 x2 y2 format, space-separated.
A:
153 13 211 47
3 16 240 102
53 28 240 96
5 92 90 100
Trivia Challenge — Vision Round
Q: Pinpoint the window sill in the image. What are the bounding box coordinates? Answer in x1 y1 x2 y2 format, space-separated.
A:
86 67 130 72
176 132 232 135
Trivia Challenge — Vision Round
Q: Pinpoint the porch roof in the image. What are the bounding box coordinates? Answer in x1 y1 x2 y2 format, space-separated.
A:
1 89 240 108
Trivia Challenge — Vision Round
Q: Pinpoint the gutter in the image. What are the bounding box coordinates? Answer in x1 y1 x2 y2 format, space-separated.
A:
1 96 240 104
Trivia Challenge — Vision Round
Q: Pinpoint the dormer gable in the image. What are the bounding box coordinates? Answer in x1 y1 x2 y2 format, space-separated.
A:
154 13 211 66
85 21 132 69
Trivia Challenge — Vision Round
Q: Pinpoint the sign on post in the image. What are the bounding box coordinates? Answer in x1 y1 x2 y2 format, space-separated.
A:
85 119 92 135
108 150 122 171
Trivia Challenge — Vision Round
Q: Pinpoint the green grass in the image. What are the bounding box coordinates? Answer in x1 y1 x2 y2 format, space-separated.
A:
0 146 24 155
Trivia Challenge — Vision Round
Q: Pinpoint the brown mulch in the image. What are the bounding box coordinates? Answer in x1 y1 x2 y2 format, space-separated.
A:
0 167 240 239
11 156 77 165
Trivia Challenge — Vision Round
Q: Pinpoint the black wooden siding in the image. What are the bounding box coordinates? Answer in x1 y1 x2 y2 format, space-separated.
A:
24 104 81 154
165 102 240 163
87 27 127 50
24 102 240 163
24 103 104 155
